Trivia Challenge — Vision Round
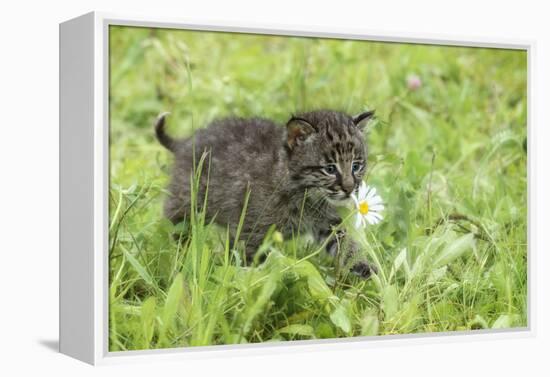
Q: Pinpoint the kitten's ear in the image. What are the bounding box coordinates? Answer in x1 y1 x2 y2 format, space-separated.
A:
286 117 315 148
353 110 376 131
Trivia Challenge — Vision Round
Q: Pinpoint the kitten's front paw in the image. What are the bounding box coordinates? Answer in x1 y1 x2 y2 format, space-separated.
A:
351 261 377 279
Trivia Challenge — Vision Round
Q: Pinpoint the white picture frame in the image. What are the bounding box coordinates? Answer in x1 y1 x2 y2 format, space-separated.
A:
59 11 534 365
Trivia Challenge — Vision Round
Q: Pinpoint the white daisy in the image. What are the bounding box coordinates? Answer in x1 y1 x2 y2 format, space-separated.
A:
351 181 384 229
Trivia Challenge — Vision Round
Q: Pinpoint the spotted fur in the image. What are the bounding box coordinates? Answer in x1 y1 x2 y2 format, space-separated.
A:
156 109 376 278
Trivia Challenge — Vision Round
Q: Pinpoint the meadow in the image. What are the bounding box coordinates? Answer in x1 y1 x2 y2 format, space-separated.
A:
108 25 527 351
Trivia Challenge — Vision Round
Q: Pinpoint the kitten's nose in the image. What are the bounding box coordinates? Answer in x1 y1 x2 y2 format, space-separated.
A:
342 178 355 196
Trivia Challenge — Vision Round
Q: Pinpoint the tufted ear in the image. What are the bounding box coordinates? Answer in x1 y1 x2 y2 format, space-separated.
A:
353 110 375 131
286 117 316 149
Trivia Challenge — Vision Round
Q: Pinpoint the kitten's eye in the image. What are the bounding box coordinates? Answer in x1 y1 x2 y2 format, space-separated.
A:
352 162 363 173
323 164 337 175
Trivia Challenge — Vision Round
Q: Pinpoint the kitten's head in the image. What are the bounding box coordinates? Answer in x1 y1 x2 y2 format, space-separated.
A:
285 109 375 203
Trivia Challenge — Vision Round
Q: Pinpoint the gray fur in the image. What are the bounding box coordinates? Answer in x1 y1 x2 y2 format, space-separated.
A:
155 109 376 278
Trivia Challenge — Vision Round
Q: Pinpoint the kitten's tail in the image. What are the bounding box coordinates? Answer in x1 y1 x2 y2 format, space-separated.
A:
154 112 176 152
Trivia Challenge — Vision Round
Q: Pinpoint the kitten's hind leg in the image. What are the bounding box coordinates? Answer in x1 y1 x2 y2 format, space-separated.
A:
164 191 190 225
163 194 191 244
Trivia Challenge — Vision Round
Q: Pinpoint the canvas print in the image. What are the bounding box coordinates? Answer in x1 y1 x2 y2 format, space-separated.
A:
108 25 527 351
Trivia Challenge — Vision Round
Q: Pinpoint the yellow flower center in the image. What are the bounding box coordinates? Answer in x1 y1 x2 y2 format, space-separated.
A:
358 201 369 215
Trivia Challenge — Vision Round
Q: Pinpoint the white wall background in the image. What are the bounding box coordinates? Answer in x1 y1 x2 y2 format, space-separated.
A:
0 0 548 375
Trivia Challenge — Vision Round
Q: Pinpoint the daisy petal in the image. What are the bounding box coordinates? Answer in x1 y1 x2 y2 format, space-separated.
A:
355 214 363 229
364 185 372 197
370 213 382 223
369 204 384 212
369 197 384 206
358 182 368 199
367 187 378 200
371 194 383 201
351 193 359 207
366 214 375 225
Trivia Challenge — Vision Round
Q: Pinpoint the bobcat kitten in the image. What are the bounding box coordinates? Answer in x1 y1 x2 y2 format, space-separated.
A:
155 109 376 278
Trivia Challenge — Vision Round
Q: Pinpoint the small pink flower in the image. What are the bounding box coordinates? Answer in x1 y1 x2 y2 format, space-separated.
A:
406 74 422 91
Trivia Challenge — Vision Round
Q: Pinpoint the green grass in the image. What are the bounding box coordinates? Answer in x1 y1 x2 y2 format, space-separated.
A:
108 25 527 351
